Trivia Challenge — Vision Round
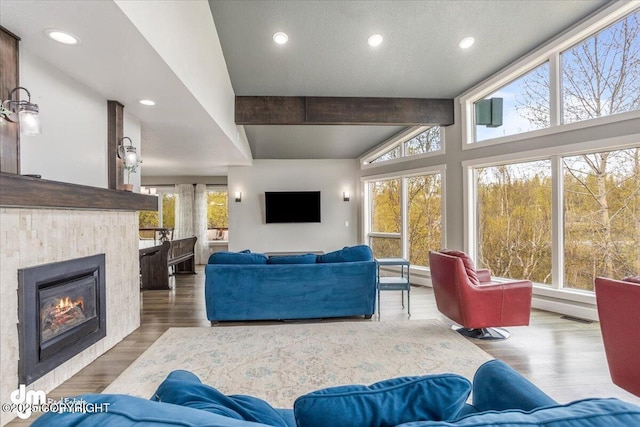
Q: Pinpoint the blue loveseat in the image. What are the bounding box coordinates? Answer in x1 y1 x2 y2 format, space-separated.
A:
31 360 640 426
204 246 377 322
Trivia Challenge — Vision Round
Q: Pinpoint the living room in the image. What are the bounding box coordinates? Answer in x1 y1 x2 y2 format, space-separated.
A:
1 0 640 425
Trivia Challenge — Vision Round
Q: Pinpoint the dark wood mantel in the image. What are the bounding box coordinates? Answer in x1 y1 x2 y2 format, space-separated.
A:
0 173 157 211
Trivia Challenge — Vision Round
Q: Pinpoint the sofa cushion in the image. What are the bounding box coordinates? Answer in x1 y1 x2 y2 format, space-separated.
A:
208 251 268 265
317 245 373 263
394 398 640 426
439 250 480 285
153 370 292 427
268 254 317 264
30 393 275 426
623 275 640 284
293 374 471 427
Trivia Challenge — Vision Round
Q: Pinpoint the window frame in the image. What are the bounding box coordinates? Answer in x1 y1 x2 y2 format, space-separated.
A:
460 2 640 150
361 126 445 169
362 164 447 270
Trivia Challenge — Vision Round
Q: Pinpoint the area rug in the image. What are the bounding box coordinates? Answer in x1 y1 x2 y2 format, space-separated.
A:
104 320 492 407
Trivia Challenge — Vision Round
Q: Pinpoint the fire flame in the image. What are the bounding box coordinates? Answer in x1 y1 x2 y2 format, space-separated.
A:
57 296 84 311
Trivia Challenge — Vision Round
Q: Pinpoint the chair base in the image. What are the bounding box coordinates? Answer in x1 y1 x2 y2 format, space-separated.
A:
453 326 511 340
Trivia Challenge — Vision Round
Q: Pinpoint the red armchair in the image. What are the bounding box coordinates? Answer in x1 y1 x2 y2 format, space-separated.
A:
429 250 532 340
595 276 640 397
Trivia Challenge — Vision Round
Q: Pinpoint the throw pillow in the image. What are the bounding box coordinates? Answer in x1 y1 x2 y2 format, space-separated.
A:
208 251 268 265
30 393 274 427
439 249 480 285
267 254 317 264
317 245 373 263
153 370 290 427
293 374 471 427
393 398 640 426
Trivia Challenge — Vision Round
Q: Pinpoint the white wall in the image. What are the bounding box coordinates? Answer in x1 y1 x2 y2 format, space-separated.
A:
228 160 359 253
18 49 143 189
19 49 108 188
123 112 142 191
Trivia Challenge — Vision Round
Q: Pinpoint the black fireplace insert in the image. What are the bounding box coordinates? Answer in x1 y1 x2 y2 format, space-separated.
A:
18 254 106 385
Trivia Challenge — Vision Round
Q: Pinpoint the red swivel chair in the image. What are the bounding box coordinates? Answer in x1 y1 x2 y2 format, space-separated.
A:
595 276 640 397
429 250 533 340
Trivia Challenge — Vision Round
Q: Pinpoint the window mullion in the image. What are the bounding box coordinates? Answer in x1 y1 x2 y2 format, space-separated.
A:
549 52 562 127
401 177 409 260
551 155 564 289
158 195 164 227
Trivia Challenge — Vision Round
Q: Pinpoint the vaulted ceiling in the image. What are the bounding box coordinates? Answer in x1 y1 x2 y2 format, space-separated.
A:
0 0 609 176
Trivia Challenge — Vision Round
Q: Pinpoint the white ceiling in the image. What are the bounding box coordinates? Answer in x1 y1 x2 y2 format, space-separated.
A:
1 0 609 176
209 0 609 159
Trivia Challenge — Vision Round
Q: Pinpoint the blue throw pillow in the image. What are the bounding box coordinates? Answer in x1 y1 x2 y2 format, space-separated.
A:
293 374 471 427
30 393 274 426
153 370 290 427
208 251 268 265
268 254 317 264
317 245 373 263
394 398 640 426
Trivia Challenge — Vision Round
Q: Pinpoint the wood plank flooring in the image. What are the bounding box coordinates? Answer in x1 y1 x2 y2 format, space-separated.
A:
8 266 640 425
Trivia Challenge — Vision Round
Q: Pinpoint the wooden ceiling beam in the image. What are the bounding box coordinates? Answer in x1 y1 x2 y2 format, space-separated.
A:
235 96 454 126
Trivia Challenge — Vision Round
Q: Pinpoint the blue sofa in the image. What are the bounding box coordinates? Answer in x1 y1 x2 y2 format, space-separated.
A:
31 360 640 426
204 246 377 322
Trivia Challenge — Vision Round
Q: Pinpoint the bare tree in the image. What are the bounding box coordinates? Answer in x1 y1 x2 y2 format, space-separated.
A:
514 11 640 287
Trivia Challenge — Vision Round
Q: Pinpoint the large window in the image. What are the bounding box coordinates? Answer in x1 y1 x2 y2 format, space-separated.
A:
139 190 176 239
207 190 229 241
476 161 552 283
364 126 443 166
406 174 442 267
471 146 640 293
366 168 444 268
562 10 640 125
563 149 640 290
464 5 640 146
475 63 550 142
368 178 401 257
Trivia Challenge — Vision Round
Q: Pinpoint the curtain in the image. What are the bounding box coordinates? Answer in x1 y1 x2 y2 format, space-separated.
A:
174 184 194 239
194 184 210 264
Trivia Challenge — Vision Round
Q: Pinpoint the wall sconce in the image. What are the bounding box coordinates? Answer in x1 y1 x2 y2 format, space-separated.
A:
117 137 139 168
0 87 41 135
234 191 242 202
343 191 350 202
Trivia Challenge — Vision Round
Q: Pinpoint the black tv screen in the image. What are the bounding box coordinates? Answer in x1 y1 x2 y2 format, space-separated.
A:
265 191 321 223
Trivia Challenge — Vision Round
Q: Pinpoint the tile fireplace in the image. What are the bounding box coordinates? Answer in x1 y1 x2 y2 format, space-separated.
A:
17 254 106 385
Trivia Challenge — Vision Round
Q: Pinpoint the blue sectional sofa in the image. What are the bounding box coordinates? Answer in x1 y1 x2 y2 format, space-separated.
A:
204 245 377 322
32 360 640 426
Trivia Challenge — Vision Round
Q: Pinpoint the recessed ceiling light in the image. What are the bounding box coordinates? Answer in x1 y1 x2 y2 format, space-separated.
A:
139 99 156 106
273 32 288 45
45 29 80 45
458 36 475 49
368 34 383 47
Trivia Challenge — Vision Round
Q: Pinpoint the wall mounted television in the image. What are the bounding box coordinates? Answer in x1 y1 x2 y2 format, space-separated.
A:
265 191 321 223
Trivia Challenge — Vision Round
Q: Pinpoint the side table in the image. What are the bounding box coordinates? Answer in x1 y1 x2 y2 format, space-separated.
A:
375 257 411 318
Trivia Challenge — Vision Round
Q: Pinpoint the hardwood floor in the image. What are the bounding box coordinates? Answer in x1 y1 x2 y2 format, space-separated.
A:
8 266 640 425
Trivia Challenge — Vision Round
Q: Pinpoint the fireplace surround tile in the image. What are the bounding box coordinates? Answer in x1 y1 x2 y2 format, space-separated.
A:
0 208 141 426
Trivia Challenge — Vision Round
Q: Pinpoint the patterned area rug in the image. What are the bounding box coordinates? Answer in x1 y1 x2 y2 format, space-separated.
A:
104 320 492 407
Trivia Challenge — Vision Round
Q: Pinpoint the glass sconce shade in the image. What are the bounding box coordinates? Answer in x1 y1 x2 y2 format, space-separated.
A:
1 87 41 135
18 108 42 135
117 137 139 169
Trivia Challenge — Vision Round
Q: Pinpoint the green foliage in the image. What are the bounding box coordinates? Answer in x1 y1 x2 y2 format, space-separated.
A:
162 194 176 228
207 191 228 228
407 174 441 267
477 162 553 284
